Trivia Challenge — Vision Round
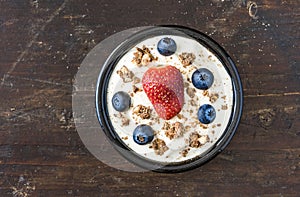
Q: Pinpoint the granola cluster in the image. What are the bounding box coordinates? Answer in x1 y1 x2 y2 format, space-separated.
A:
132 46 157 66
179 52 196 67
189 132 201 148
151 138 169 156
117 65 140 84
180 148 190 157
132 85 143 93
132 105 151 119
209 93 219 103
163 121 185 140
117 65 134 83
189 132 210 148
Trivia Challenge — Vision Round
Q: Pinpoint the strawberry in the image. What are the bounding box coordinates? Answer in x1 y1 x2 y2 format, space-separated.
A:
142 65 184 120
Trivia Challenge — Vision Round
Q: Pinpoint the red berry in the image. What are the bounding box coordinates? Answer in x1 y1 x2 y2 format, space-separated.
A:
142 65 184 120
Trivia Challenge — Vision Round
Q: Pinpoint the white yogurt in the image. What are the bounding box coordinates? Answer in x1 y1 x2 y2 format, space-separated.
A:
106 35 233 163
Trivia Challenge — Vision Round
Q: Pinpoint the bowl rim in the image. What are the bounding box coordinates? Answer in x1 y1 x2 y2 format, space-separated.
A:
95 25 243 172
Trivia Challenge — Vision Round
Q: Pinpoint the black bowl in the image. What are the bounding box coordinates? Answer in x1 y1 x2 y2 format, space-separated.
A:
95 25 243 172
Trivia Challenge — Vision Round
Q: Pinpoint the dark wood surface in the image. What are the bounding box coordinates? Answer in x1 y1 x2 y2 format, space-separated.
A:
0 0 299 196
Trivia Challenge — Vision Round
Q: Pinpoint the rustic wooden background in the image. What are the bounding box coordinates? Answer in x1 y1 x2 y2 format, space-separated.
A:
0 0 299 196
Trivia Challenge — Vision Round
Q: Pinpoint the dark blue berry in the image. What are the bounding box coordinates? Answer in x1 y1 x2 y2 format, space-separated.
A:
112 91 131 112
133 125 154 145
197 104 216 124
157 37 177 56
192 68 214 90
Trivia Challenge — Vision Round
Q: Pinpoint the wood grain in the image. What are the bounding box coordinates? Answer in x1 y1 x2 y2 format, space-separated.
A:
0 0 299 196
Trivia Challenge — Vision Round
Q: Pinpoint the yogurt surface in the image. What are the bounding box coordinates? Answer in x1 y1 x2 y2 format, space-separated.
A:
106 35 233 163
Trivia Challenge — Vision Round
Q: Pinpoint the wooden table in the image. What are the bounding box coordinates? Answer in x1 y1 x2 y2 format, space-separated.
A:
0 0 299 196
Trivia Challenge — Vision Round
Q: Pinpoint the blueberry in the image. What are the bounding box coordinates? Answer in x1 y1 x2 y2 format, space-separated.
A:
197 104 216 124
192 68 214 90
133 125 154 145
112 91 131 112
157 37 177 56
